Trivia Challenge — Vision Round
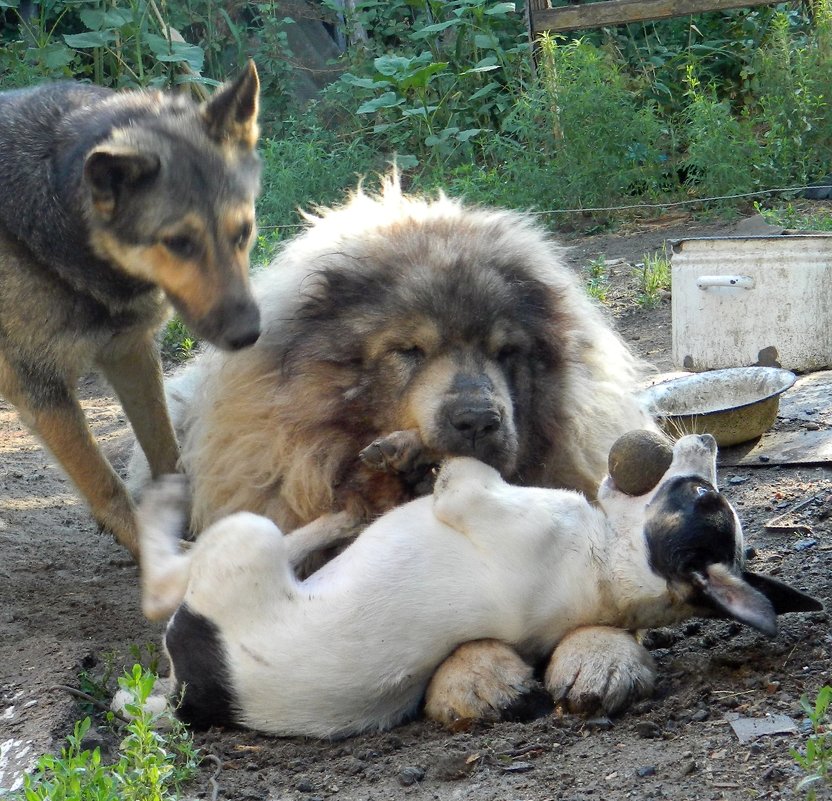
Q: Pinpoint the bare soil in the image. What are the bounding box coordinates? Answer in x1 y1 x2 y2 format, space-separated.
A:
1 211 830 801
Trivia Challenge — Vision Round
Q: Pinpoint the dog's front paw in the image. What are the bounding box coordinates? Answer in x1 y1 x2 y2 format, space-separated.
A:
359 429 427 473
545 626 655 715
424 640 551 727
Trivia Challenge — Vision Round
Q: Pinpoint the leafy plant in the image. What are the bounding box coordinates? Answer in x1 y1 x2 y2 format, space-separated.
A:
754 200 832 231
792 685 832 800
583 255 610 303
0 0 209 89
16 666 199 801
328 0 529 167
161 318 197 364
635 247 671 307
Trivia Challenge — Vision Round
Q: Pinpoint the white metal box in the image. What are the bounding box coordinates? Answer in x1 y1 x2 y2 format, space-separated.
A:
671 235 832 373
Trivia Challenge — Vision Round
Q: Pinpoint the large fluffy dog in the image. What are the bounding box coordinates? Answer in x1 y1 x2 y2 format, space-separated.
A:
135 434 821 737
0 65 262 559
130 176 656 721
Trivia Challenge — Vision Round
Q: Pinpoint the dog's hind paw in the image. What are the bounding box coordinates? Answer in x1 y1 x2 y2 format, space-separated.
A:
545 626 655 715
424 640 541 727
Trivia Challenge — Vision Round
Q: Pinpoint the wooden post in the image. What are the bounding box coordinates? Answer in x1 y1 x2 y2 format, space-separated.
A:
528 0 779 34
526 0 550 77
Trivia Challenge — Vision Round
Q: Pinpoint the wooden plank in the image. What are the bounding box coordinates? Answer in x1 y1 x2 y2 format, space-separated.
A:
531 0 778 33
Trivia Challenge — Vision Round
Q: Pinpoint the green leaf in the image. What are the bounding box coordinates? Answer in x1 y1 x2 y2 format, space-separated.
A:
474 33 500 49
456 128 484 141
468 81 500 100
402 105 439 118
357 92 404 114
410 19 459 38
486 2 516 14
145 34 205 71
398 61 448 90
63 31 115 48
40 43 76 69
79 7 133 30
340 73 390 89
374 54 416 78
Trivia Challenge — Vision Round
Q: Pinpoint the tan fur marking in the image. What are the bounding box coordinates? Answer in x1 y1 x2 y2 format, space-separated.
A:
366 318 441 362
32 403 139 556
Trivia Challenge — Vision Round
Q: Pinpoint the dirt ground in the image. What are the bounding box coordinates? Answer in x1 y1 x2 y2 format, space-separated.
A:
1 210 830 801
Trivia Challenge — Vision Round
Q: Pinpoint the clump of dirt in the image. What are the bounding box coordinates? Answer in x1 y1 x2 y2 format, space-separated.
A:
1 213 830 801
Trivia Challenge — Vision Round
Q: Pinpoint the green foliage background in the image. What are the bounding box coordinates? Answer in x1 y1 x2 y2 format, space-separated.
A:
2 0 832 245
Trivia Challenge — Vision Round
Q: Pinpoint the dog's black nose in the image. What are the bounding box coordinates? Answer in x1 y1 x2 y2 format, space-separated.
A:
226 325 260 350
448 406 502 440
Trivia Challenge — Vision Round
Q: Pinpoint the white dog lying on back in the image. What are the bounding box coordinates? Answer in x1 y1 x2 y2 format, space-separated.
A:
136 434 820 738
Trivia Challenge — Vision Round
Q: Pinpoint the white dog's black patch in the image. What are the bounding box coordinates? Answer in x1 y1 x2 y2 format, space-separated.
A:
166 604 237 729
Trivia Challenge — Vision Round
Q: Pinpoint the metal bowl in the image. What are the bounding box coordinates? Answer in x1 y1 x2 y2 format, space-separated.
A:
639 367 796 447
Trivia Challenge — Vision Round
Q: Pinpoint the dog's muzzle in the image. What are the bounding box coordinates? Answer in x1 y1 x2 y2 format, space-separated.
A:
437 374 514 469
191 296 261 351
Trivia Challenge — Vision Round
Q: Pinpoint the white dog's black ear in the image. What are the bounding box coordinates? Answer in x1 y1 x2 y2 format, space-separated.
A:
741 570 823 616
692 564 779 636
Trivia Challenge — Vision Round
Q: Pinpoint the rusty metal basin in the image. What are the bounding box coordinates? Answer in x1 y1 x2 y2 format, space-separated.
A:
639 367 796 447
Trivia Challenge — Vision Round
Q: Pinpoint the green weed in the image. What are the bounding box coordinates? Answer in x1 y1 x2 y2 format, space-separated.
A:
15 665 199 801
636 247 671 307
755 200 832 231
792 685 832 800
161 318 197 364
583 255 610 303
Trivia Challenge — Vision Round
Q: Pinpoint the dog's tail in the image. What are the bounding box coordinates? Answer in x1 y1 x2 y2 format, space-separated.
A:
137 474 193 621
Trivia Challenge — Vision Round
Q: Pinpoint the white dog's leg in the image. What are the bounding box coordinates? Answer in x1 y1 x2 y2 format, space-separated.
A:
284 511 366 571
545 626 655 714
137 475 192 621
424 640 543 726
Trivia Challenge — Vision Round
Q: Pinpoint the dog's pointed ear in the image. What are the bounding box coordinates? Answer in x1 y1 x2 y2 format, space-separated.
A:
84 145 161 220
692 563 778 637
202 60 260 150
741 570 823 615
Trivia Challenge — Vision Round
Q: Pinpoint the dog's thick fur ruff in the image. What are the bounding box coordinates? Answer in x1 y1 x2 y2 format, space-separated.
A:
0 65 262 557
136 435 821 738
128 175 658 722
133 175 654 534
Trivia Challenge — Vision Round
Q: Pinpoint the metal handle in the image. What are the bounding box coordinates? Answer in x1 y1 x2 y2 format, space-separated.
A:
696 275 756 290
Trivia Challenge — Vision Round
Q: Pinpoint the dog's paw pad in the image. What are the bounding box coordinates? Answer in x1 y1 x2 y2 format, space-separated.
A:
359 429 425 473
424 640 536 727
545 626 655 715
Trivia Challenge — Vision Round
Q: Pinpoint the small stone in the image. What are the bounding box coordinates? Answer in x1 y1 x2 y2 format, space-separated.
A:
690 709 709 723
805 422 820 431
678 759 696 776
758 455 770 463
794 538 817 552
502 761 534 773
637 765 657 778
585 716 613 731
398 766 425 786
634 721 662 739
434 753 476 781
728 475 749 485
296 778 314 793
79 729 107 753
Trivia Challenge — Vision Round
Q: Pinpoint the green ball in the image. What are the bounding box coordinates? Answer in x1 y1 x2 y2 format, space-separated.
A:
608 429 674 496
